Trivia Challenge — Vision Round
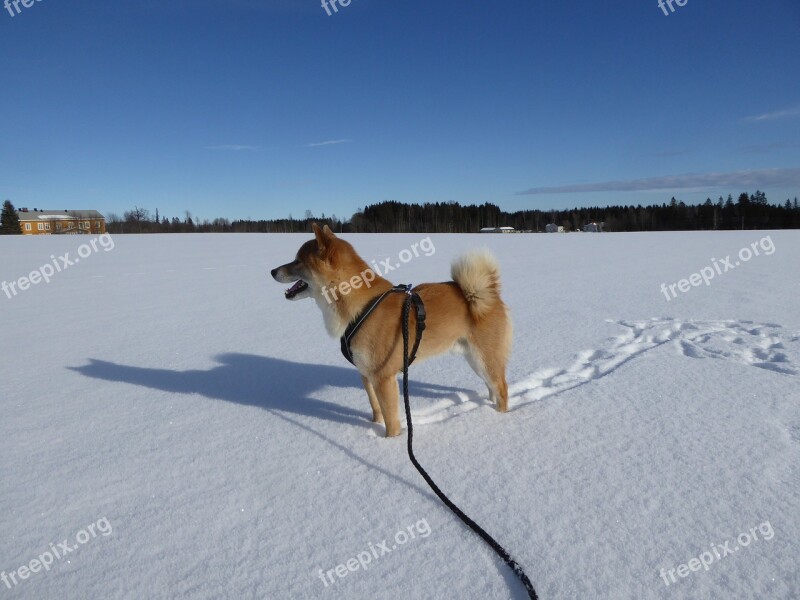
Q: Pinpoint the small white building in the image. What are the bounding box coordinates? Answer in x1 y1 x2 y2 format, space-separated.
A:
480 226 515 233
545 223 565 233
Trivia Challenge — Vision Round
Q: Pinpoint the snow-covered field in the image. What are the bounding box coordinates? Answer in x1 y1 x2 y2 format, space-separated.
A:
1 231 798 600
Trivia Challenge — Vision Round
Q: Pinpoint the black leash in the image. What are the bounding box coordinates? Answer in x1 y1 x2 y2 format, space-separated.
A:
399 286 538 600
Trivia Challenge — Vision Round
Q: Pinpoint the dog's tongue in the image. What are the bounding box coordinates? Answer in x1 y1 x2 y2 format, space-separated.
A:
285 280 307 298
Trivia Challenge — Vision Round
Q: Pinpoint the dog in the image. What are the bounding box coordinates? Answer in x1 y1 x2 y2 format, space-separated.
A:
271 224 512 437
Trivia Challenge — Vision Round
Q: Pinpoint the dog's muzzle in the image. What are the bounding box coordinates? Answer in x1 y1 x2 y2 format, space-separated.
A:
271 265 310 300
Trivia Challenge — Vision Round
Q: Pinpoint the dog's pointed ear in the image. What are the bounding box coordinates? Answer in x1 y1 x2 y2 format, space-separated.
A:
322 224 336 238
312 222 328 253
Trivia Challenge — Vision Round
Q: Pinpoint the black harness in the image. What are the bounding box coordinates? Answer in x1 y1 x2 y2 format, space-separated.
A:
340 284 426 366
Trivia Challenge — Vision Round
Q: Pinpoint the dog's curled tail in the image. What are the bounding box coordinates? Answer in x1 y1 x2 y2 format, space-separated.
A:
451 250 504 319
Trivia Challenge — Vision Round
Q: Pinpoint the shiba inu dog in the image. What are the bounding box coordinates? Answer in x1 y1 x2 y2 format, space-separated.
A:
271 224 512 437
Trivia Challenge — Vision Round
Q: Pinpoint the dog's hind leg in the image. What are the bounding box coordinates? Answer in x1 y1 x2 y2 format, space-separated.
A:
464 348 499 407
372 376 402 437
465 337 510 413
361 376 384 424
484 356 509 412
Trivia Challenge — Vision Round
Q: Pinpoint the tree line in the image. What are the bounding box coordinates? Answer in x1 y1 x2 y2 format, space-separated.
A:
346 193 800 232
105 192 798 234
2 192 799 235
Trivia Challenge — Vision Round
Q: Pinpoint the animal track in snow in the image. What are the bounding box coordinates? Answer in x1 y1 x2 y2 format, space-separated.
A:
509 318 798 407
402 319 799 429
676 320 797 376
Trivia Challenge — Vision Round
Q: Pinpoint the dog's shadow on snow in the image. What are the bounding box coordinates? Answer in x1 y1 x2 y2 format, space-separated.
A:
69 353 471 430
69 354 477 503
69 356 532 599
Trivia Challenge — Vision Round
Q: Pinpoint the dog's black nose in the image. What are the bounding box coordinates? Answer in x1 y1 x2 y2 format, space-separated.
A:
270 268 278 278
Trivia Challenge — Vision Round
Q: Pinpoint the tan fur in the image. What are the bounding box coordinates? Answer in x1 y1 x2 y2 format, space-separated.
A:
271 224 512 437
451 250 503 319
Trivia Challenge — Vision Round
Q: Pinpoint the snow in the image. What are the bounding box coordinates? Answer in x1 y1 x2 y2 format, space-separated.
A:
1 231 798 599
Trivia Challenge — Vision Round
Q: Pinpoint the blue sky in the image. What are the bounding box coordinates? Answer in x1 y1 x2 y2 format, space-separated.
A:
1 0 799 221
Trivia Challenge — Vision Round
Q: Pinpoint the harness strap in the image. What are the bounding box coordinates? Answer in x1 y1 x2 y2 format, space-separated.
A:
407 288 426 363
340 284 426 366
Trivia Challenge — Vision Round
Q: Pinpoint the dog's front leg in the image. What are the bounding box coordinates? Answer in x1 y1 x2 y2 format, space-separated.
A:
372 376 402 437
361 376 384 424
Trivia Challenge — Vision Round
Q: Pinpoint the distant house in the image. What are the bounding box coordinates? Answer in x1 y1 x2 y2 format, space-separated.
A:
582 222 604 233
16 208 106 236
479 226 515 233
545 223 565 233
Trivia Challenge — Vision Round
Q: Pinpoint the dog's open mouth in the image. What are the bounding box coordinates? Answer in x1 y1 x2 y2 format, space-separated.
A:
284 280 309 299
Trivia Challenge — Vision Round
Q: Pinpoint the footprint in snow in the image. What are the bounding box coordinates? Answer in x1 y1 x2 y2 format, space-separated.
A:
509 318 798 408
410 318 799 427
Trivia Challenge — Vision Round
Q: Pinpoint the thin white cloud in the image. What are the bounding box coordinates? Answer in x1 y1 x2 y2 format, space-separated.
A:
308 139 352 147
205 144 259 151
516 167 800 195
744 104 800 122
738 140 800 154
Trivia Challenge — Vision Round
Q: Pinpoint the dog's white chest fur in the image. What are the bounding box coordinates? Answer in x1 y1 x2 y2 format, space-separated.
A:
314 293 349 338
